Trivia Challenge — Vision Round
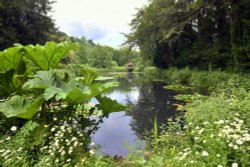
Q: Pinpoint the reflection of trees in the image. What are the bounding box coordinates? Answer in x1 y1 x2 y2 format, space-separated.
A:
110 74 151 93
126 81 182 139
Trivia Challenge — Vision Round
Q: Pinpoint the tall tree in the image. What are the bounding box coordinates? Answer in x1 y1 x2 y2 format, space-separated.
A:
0 0 56 50
127 0 250 71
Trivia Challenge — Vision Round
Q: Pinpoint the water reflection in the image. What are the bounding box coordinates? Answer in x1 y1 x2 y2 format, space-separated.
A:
92 74 182 156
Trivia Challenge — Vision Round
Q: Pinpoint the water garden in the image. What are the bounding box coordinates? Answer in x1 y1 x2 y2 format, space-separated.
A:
1 0 250 166
0 42 249 167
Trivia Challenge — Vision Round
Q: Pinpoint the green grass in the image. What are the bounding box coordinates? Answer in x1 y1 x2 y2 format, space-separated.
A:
80 68 250 167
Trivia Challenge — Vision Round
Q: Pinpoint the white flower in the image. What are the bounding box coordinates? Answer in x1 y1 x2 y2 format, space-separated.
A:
90 142 95 146
53 117 57 121
72 137 77 141
243 134 250 141
73 141 78 147
228 143 233 147
210 134 214 138
89 150 95 155
51 127 56 132
2 149 11 156
232 163 238 167
194 137 199 140
60 150 65 155
195 126 200 130
60 126 65 131
217 165 223 167
10 126 17 131
198 129 204 134
66 158 71 162
216 153 221 158
0 149 6 153
68 150 73 154
5 136 11 141
17 147 22 152
202 151 209 156
238 120 244 124
233 145 239 150
236 139 243 145
67 127 72 133
216 120 225 124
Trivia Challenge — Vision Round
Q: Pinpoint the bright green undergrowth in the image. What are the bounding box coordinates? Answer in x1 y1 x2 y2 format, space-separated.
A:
0 42 126 166
81 69 250 167
0 45 249 167
144 67 250 90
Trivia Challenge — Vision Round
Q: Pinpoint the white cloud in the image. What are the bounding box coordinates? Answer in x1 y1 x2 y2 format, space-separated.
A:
51 0 148 47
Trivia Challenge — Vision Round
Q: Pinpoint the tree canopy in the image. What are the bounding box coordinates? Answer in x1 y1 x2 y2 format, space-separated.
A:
127 0 250 71
0 0 56 50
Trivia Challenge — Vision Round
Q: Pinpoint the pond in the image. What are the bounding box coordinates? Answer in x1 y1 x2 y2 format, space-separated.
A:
92 74 185 156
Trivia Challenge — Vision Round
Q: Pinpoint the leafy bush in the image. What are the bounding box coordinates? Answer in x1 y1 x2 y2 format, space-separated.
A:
0 42 126 166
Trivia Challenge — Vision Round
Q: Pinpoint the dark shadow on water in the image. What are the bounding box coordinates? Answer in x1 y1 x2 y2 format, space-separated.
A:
92 74 185 156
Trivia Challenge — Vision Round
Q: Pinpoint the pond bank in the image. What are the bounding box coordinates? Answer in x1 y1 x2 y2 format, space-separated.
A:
84 68 250 167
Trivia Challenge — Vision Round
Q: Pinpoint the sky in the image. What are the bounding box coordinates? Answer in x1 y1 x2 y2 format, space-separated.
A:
51 0 148 48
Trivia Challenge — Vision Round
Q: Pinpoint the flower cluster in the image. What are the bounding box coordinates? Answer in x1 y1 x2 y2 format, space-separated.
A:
170 113 249 166
215 114 250 151
40 119 89 165
174 148 192 161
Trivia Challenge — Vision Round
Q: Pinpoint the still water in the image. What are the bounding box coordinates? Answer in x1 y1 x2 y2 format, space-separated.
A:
92 74 183 156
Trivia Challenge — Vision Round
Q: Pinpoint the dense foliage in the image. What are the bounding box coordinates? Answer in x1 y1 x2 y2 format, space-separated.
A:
127 0 250 71
69 36 140 69
0 42 126 166
0 0 56 50
76 68 250 167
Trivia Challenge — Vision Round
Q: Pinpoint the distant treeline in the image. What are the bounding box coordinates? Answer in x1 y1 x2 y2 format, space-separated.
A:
68 36 140 68
0 0 139 68
126 0 250 71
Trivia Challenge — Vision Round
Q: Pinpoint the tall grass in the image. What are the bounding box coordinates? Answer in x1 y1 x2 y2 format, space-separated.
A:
143 67 250 90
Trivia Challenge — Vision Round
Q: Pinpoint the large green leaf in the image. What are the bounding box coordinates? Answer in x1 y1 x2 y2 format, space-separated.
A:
0 46 23 73
80 68 98 85
65 81 119 104
96 96 127 114
23 70 56 90
66 87 87 104
0 96 44 119
43 87 67 100
0 70 15 96
24 41 77 70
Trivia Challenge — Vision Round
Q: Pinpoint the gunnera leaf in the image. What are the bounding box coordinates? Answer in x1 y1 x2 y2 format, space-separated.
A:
0 96 43 119
23 70 56 90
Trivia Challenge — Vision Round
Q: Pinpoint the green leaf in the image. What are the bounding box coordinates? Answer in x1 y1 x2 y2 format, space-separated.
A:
43 87 67 100
24 41 78 70
0 70 15 95
96 96 127 114
0 96 43 119
81 82 119 101
23 70 56 90
66 87 86 104
80 68 98 85
0 46 23 73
